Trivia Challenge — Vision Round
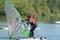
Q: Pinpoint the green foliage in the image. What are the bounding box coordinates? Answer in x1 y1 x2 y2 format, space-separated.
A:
0 0 5 15
0 16 7 22
0 0 60 22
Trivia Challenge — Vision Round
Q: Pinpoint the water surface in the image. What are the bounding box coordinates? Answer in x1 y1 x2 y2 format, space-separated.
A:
0 23 60 40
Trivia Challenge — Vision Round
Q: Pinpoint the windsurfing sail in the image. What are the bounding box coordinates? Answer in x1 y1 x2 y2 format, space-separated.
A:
4 0 29 38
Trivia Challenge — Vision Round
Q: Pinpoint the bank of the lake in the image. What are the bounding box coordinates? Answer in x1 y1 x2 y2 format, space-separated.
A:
0 16 7 22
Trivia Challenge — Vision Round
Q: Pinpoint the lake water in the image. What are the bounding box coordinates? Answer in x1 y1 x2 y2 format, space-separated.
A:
0 23 60 40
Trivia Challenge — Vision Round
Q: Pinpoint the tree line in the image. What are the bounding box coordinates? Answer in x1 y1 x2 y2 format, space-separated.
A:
0 0 60 22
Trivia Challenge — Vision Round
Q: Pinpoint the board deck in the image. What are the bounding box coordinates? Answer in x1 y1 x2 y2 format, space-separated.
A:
16 38 40 40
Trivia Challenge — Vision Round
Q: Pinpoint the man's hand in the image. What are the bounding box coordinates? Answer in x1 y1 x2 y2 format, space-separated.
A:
21 19 25 22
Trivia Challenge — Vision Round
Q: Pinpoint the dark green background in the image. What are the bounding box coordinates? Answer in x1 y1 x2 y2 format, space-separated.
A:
0 0 60 23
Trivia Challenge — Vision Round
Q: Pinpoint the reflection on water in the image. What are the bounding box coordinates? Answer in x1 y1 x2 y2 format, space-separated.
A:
0 16 7 22
0 23 8 27
0 16 60 23
40 16 60 23
0 23 60 40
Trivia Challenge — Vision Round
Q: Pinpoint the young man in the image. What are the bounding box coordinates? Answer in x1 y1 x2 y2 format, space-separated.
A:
26 13 37 39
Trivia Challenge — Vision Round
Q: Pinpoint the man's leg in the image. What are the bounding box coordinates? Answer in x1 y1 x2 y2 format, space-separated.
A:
30 24 37 38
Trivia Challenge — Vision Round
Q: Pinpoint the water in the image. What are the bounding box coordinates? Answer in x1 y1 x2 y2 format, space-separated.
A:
35 23 60 40
0 23 8 27
0 23 60 40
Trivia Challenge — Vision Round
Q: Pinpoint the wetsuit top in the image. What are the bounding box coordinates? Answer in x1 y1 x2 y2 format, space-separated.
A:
29 18 36 24
29 14 36 24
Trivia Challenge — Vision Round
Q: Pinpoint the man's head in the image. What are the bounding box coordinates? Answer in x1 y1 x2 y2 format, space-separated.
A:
30 13 34 18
